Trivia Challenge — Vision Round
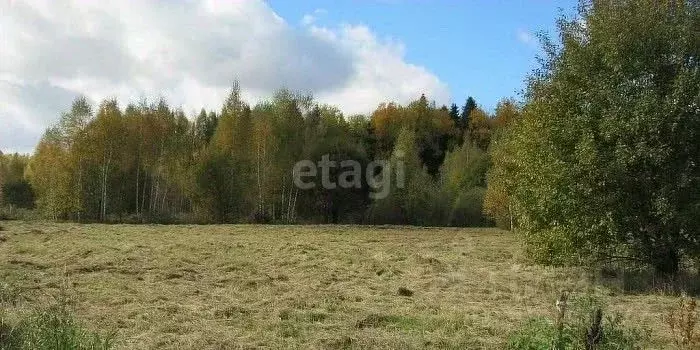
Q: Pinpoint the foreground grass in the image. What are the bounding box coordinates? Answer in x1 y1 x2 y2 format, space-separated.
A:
1 301 114 350
0 222 683 349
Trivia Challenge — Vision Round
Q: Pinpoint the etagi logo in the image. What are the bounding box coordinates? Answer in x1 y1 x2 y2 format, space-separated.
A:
292 153 405 199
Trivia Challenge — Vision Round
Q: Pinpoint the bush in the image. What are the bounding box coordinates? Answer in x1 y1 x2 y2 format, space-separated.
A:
507 294 644 350
489 0 700 274
0 304 114 350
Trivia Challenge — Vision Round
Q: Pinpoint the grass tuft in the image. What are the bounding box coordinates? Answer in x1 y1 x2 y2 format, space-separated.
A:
1 289 114 350
507 294 646 349
0 305 114 350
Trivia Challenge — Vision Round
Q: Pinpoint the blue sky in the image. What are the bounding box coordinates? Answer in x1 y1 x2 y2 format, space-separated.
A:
268 0 578 110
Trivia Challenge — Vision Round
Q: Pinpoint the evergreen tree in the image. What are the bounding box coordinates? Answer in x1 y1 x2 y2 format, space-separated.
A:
460 97 477 130
449 103 460 127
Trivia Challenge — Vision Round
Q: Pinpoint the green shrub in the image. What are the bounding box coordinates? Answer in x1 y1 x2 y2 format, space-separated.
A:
0 304 114 350
507 317 565 350
507 294 644 350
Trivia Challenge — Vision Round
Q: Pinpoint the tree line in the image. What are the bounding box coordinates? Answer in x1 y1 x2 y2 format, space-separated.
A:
1 0 697 275
0 82 516 226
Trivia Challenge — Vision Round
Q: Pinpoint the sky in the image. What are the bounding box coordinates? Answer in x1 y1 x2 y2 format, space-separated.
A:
0 0 577 154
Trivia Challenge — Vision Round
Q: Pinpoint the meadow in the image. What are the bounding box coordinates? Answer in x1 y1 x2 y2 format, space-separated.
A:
0 222 685 349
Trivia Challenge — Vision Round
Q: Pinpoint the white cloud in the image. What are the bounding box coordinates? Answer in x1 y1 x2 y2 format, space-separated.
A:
301 14 316 26
301 8 327 26
0 0 450 153
516 28 537 47
312 24 449 115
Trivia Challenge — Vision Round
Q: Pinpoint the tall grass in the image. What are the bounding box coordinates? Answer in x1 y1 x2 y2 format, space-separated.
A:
507 293 645 350
1 304 114 350
0 279 114 350
663 295 699 349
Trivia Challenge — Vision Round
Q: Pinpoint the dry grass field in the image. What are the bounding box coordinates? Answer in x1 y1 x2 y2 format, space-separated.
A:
0 222 685 349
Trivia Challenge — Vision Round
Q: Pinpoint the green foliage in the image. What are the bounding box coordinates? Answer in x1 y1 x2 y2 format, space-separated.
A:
296 106 370 223
448 103 460 129
442 144 489 191
370 95 458 174
460 97 477 131
0 303 113 350
441 143 491 226
483 99 522 230
489 0 700 273
194 109 218 146
507 295 644 350
507 317 563 350
195 151 240 223
0 278 113 350
197 83 257 222
19 81 496 227
0 154 35 210
1 181 35 209
448 187 489 227
367 127 448 226
465 107 492 150
0 308 113 350
491 98 520 130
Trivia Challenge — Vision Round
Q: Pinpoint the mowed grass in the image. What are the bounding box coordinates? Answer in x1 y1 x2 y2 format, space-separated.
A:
0 222 681 349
